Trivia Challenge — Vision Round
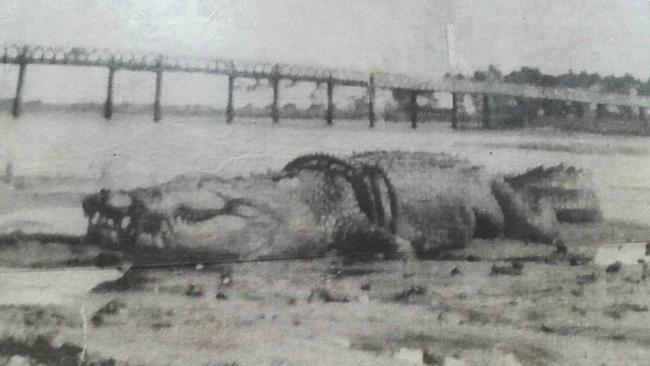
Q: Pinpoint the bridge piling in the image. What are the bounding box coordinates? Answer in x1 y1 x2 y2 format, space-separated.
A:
11 47 28 119
639 106 646 121
596 103 607 119
103 67 115 120
574 102 586 118
153 56 163 122
409 90 418 129
226 75 235 124
451 92 460 129
640 107 648 134
326 76 334 126
368 74 376 128
482 94 491 129
271 65 280 123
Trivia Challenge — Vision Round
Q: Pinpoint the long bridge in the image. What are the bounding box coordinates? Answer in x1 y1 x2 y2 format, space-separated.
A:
2 44 649 129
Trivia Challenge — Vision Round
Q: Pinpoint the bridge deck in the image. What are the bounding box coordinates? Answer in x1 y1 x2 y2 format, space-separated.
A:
2 44 650 108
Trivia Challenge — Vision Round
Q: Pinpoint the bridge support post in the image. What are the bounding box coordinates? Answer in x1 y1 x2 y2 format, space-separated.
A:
482 94 491 129
596 103 607 119
153 56 163 122
326 77 334 126
409 90 419 129
271 65 280 123
11 47 29 118
640 107 648 134
515 98 531 126
11 63 27 118
451 92 461 129
574 102 586 118
3 162 12 184
103 67 115 120
226 75 235 124
368 74 376 128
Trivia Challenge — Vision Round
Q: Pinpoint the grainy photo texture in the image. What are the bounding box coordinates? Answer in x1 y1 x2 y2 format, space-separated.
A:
1 1 650 365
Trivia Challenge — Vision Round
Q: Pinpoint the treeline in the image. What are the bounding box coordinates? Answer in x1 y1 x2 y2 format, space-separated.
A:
446 65 650 96
444 66 650 126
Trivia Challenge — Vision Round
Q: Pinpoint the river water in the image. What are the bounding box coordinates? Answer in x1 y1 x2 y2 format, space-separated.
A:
1 111 649 225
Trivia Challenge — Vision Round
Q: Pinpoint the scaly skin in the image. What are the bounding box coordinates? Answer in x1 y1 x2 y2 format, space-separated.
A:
280 154 377 226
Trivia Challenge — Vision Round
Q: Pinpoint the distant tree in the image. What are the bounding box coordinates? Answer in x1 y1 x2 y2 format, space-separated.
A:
472 65 502 82
638 78 650 96
504 67 545 85
600 73 640 95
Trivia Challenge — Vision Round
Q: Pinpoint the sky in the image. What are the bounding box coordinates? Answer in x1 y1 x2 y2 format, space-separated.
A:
0 0 649 105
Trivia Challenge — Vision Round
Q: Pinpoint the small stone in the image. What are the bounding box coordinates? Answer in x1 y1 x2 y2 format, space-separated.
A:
450 267 461 276
308 288 349 303
360 283 371 291
491 263 522 276
606 261 622 274
151 321 172 329
540 324 554 333
185 284 204 297
215 291 227 300
220 276 231 286
395 286 426 301
555 240 568 254
423 349 443 365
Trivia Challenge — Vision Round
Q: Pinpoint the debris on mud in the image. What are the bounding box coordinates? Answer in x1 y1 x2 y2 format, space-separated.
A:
307 288 350 303
92 269 151 293
394 285 426 302
605 261 622 274
185 284 205 297
422 349 444 365
576 272 597 285
490 261 524 276
603 303 649 319
91 300 127 327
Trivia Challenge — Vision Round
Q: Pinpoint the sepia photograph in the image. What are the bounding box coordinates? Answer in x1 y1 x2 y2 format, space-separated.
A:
1 1 650 365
